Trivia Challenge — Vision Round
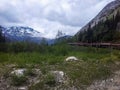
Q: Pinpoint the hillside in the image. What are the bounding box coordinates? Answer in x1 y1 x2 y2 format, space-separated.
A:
76 0 120 43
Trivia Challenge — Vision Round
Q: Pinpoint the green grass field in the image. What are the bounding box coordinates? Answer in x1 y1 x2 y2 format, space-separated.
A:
0 44 120 89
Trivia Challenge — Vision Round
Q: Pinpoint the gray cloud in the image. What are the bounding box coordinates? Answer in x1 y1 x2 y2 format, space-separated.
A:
0 0 114 38
0 11 20 23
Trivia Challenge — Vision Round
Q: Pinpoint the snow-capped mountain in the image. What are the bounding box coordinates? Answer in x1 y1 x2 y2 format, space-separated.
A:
1 26 45 43
0 26 72 44
2 26 42 37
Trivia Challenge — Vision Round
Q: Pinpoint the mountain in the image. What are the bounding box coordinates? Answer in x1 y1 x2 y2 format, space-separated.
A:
3 26 43 37
55 35 73 44
76 0 120 43
0 26 45 43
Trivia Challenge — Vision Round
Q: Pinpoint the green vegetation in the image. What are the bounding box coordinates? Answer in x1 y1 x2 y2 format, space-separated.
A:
77 10 120 42
0 4 120 90
0 26 5 43
44 73 56 87
0 5 120 90
24 68 36 77
0 40 120 89
11 74 28 86
0 43 115 65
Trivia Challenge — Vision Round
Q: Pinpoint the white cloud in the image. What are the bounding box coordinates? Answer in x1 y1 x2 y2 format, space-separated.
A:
0 0 114 38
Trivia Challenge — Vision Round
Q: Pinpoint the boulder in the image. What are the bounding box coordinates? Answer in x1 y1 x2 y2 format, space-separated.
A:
18 87 27 90
11 69 26 76
51 71 65 83
66 56 78 61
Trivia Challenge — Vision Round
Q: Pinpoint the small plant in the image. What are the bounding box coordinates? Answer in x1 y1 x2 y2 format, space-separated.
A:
24 69 36 77
11 74 28 86
29 81 45 90
2 68 11 78
41 66 48 74
44 73 56 87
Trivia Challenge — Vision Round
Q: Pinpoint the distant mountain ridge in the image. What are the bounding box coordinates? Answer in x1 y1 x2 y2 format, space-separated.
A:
2 26 42 37
0 26 71 44
0 26 45 43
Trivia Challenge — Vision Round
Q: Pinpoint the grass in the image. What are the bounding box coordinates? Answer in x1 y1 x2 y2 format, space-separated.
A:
44 72 56 87
24 68 36 77
0 46 112 65
0 45 120 89
11 74 28 86
0 52 65 65
64 61 111 86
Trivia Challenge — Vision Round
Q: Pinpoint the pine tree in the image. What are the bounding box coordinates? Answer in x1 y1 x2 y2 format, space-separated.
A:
115 11 120 24
86 24 93 43
0 26 5 43
0 26 3 42
56 30 65 39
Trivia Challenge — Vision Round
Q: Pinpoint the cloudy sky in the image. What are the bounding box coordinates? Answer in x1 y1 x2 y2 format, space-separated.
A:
0 0 114 38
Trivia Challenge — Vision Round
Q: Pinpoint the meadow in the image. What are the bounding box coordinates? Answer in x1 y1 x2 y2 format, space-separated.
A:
0 42 120 89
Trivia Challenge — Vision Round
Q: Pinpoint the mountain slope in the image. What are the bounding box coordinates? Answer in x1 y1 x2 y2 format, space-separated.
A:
76 0 120 42
0 26 44 43
3 26 43 37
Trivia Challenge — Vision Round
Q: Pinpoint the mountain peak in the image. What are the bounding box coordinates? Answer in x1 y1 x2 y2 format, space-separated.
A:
76 0 120 42
77 0 120 33
2 26 42 37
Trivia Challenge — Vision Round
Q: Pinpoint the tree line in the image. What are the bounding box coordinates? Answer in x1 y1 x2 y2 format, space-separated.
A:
77 10 120 43
0 26 5 43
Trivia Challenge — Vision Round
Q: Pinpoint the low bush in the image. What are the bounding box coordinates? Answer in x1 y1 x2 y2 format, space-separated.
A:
11 74 28 86
44 73 56 87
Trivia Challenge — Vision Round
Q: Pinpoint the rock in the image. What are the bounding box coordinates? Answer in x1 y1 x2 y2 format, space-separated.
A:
11 69 26 76
18 87 27 90
66 56 78 61
51 71 65 83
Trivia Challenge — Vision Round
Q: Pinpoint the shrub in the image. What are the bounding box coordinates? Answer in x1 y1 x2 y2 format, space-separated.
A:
44 73 56 87
24 69 36 77
11 74 28 86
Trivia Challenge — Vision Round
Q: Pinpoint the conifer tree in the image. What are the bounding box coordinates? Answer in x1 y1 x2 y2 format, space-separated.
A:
0 26 5 43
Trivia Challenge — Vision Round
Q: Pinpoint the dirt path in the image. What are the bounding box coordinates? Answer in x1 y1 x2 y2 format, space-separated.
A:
87 70 120 90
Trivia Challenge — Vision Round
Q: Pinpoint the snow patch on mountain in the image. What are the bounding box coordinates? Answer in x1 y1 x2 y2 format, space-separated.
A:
2 26 43 38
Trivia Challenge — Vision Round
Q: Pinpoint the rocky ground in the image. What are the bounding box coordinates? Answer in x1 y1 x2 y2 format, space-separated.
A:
0 67 120 90
87 70 120 90
0 58 120 90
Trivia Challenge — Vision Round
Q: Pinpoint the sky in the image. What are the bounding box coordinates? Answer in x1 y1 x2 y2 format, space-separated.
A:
0 0 114 38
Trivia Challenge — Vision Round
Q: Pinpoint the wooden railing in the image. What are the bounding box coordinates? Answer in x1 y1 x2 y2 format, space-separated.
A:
68 43 120 49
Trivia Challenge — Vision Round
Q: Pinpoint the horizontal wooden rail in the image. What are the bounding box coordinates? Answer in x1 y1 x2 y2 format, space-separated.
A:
68 43 120 49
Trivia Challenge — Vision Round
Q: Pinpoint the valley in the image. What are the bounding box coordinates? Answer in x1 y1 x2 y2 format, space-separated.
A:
0 44 120 90
0 0 120 90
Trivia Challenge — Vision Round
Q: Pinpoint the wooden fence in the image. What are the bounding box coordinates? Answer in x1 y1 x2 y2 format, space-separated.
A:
68 43 120 49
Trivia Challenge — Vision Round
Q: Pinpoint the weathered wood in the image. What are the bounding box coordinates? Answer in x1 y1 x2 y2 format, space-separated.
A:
68 43 120 49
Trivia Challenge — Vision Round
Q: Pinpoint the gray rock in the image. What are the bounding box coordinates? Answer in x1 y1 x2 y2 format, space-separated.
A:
66 56 78 61
51 71 65 83
11 69 26 76
18 86 27 90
